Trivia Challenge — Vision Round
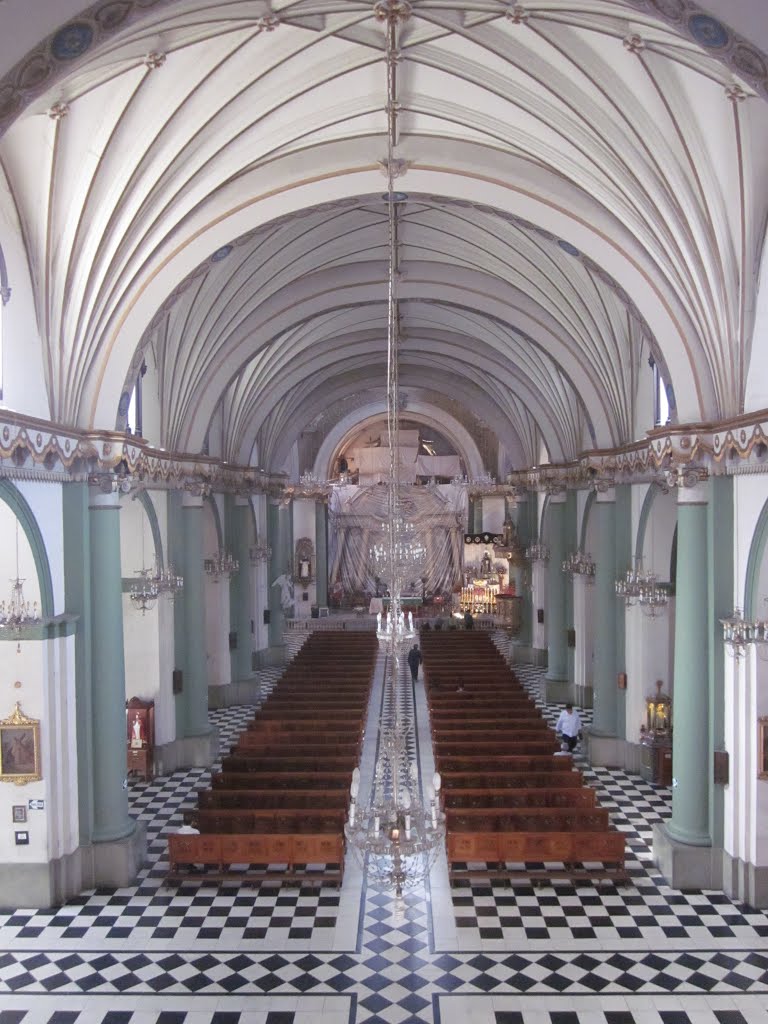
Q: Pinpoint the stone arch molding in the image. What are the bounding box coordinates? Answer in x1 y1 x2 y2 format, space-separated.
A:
312 403 488 485
0 479 55 619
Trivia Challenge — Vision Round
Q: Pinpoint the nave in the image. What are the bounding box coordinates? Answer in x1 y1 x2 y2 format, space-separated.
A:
0 651 767 1024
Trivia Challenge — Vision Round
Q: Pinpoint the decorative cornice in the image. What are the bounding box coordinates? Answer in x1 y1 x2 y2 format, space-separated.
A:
0 412 286 495
2 408 768 496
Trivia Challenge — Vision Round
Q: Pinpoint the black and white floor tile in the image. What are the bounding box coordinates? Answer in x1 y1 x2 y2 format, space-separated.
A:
1 652 768 1024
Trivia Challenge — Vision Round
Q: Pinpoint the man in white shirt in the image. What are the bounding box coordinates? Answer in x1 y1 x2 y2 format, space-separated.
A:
555 703 582 752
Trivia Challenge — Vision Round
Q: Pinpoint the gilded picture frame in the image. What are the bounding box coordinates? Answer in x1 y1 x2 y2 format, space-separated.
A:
760 716 768 780
0 702 41 785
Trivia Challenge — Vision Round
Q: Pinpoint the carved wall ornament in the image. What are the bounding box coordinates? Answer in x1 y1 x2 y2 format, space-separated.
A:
726 82 749 103
48 101 69 120
255 14 280 31
664 466 708 489
623 33 646 53
506 4 529 24
143 51 166 69
373 0 412 24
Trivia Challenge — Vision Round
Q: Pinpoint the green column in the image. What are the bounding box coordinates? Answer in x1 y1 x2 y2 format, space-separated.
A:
228 496 253 682
315 501 329 608
708 475 732 847
666 483 710 846
89 483 133 843
512 493 532 646
180 492 210 737
546 495 568 681
268 499 291 645
614 484 631 740
592 491 618 736
64 483 94 846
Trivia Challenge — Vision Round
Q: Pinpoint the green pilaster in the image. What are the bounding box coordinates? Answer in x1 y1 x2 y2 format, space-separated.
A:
268 500 291 645
168 491 187 737
614 484 631 739
512 495 532 646
315 501 329 607
546 497 568 681
180 493 210 737
228 497 253 682
592 493 618 736
63 483 94 846
565 491 577 686
708 475 732 848
667 488 710 846
88 486 133 843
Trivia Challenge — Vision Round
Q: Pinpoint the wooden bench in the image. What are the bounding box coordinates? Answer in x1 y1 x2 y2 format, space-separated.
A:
199 789 349 810
168 831 345 885
444 787 596 809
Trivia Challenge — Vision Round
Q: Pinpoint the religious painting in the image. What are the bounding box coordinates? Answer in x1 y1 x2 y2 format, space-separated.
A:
759 717 768 780
0 702 41 785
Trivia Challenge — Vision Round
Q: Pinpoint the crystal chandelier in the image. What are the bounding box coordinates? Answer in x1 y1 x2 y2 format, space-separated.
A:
345 0 444 895
615 558 668 616
525 542 549 563
250 541 272 564
155 563 184 600
0 521 42 640
204 550 239 580
720 607 768 659
129 568 160 614
561 550 595 581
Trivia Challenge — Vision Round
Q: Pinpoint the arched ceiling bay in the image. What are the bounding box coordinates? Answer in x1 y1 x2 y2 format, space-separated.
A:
1 0 768 473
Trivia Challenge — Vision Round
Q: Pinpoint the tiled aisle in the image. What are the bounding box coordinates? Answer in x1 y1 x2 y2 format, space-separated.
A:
1 656 767 1024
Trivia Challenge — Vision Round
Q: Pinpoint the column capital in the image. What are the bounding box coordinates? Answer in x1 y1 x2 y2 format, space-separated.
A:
595 487 616 503
88 474 123 510
181 491 204 509
667 466 709 504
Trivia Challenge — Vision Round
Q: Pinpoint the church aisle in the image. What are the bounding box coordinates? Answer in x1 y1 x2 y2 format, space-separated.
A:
0 663 766 1023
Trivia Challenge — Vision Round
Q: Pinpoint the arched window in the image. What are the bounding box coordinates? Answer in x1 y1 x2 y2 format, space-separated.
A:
649 356 670 427
127 359 147 436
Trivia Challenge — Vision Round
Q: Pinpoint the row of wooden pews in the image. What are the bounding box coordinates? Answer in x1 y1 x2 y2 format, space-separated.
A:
167 630 376 885
420 631 627 884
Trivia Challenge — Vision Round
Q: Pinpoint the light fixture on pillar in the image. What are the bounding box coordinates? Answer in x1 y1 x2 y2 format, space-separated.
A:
0 521 42 646
615 558 646 606
561 550 595 582
155 563 184 600
129 518 160 614
250 541 272 564
720 607 768 659
345 0 445 897
204 551 239 581
615 558 668 616
638 579 668 618
524 542 549 563
129 569 160 614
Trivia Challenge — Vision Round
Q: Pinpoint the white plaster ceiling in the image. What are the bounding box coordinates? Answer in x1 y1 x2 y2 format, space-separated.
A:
1 0 768 472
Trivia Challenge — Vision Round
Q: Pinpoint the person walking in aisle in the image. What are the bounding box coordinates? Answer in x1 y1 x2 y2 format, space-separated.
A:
407 643 422 682
555 702 582 752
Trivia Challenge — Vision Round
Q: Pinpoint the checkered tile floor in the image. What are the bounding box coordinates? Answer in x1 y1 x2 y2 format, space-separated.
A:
1 647 767 1024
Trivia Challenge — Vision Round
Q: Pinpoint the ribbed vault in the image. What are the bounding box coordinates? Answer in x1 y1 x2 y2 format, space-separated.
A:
1 0 767 473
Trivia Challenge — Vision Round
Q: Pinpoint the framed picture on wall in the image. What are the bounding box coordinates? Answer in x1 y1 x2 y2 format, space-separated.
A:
759 717 768 780
0 702 41 786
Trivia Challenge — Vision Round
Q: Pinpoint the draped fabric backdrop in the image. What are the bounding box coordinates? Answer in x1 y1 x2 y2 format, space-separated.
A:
329 483 466 598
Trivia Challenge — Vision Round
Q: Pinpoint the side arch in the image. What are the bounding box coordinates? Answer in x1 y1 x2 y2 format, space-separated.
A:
0 479 55 617
744 496 768 619
136 491 164 570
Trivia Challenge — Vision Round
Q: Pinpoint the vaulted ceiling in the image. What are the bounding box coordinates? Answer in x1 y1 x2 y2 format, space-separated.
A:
1 0 767 473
